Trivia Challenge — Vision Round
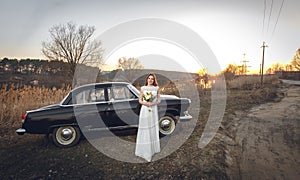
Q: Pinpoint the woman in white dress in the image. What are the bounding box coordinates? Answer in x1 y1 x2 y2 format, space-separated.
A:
135 73 161 162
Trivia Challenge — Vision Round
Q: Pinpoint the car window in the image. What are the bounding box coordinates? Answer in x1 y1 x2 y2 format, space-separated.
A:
73 87 105 104
89 88 105 102
109 86 136 101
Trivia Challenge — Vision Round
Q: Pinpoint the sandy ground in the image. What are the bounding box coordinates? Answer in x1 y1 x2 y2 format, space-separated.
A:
228 81 300 179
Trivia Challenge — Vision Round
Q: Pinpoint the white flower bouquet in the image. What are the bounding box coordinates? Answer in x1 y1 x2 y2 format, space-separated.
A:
143 91 156 112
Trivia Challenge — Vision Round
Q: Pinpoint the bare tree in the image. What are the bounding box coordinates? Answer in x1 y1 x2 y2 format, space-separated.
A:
117 57 144 70
291 48 300 70
42 22 104 75
115 57 144 82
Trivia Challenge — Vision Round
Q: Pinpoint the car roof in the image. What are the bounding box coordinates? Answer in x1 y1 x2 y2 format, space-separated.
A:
71 82 131 91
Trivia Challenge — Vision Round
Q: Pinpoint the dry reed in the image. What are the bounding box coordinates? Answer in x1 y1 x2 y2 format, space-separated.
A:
0 84 71 128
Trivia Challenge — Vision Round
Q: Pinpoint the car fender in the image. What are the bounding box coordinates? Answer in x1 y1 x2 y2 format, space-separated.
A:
158 108 179 121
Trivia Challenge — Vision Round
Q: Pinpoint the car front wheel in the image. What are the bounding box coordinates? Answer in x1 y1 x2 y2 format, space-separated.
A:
52 126 81 147
159 116 176 136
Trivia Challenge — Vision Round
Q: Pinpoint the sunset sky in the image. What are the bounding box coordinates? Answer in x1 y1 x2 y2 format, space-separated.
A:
1 0 299 73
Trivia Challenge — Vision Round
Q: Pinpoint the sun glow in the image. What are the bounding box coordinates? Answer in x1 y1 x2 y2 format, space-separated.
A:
104 39 204 73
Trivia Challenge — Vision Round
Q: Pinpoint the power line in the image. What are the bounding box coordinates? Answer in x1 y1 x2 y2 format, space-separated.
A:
266 0 274 33
262 0 285 41
271 0 285 40
262 0 267 35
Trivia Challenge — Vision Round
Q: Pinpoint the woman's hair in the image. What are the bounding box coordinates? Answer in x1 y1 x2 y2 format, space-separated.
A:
144 73 159 86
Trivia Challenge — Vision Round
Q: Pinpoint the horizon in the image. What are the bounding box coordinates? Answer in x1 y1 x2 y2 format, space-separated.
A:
0 56 293 75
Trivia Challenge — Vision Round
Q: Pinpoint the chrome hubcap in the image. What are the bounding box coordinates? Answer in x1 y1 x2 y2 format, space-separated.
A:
61 128 73 141
161 119 171 131
159 117 176 135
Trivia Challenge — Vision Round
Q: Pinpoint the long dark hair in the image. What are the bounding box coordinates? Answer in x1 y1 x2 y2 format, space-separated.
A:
144 73 159 86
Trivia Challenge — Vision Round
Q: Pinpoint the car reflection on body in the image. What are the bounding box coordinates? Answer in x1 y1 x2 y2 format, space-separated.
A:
16 82 192 147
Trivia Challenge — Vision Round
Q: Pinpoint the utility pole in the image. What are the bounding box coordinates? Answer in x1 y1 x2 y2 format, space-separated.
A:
259 64 262 74
261 42 268 87
241 53 250 75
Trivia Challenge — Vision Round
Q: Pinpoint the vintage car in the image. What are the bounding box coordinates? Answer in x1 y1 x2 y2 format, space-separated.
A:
16 82 192 147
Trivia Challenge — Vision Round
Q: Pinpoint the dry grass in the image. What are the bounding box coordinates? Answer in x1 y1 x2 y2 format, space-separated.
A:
227 75 280 90
0 84 70 128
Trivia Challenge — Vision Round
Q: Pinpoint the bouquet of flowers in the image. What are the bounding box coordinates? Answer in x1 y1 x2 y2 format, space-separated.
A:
143 91 156 112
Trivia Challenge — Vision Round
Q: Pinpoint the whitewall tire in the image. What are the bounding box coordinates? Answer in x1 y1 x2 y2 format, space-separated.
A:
159 116 176 136
52 126 81 147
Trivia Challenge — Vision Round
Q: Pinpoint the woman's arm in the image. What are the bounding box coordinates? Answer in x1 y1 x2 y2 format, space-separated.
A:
138 91 143 105
151 88 161 106
153 94 161 106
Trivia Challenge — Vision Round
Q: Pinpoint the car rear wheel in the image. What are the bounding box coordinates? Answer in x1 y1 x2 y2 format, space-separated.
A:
52 126 81 147
159 116 176 136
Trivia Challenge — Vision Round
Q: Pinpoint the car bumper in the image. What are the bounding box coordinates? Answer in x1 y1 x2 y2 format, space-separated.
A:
16 128 26 135
179 111 193 121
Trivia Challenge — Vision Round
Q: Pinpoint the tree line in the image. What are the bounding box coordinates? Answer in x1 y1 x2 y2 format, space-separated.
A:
0 58 100 88
0 57 143 76
223 48 300 75
0 58 71 75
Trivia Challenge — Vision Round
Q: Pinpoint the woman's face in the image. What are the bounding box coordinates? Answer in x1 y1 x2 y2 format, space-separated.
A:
147 75 154 85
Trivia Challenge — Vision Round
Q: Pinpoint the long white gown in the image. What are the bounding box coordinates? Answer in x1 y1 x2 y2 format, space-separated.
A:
135 86 160 162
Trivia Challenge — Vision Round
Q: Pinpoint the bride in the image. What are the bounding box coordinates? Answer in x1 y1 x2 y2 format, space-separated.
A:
135 73 161 162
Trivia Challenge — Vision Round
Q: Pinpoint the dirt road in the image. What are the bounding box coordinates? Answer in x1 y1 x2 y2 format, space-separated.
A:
228 81 300 179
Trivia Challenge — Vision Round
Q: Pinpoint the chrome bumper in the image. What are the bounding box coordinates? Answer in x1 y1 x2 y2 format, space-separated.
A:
179 111 193 121
16 128 26 135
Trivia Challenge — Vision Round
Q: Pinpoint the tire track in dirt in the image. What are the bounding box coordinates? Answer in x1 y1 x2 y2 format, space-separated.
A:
228 83 300 179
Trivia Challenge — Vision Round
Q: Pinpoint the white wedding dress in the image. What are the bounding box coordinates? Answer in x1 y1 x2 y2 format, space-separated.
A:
135 86 160 162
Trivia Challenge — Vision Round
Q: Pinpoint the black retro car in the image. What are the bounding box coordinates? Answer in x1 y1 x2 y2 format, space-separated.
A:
16 82 192 147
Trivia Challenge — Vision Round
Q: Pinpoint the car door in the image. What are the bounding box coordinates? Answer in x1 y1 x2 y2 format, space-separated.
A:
72 86 109 131
106 85 140 128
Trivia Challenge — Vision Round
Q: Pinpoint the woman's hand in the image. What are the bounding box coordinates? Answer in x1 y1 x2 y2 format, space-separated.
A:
144 102 152 107
145 100 160 107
